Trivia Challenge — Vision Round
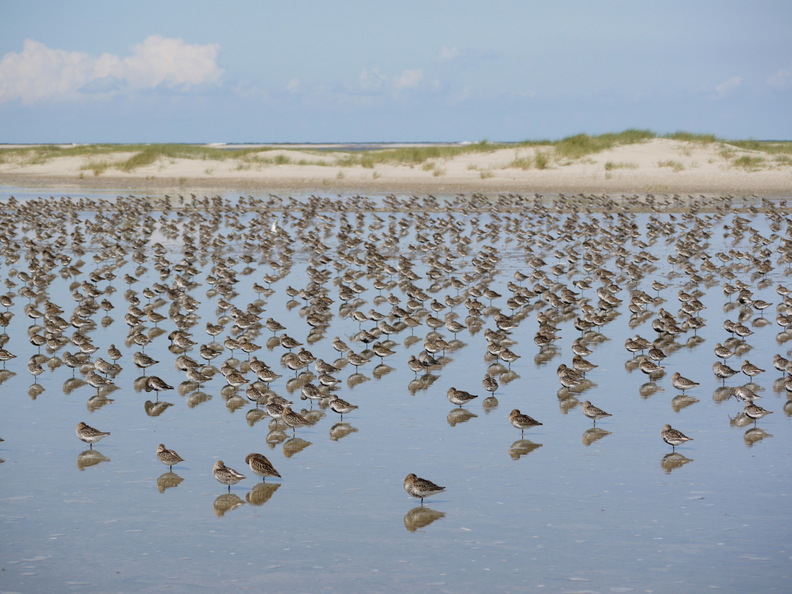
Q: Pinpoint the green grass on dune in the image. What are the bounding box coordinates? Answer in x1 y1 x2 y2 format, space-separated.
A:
1 131 790 172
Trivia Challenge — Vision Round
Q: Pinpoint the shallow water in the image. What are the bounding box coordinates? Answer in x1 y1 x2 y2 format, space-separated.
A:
0 191 790 593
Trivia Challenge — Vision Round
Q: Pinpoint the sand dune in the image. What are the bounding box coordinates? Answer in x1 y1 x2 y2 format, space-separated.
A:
1 138 790 195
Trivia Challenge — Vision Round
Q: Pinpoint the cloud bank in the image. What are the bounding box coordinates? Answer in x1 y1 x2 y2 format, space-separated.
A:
0 35 222 104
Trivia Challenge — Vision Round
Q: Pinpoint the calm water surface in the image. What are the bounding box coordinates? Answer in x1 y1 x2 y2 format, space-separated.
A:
1 190 790 593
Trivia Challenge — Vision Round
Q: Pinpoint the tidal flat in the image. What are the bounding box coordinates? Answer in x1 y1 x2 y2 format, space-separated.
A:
0 190 790 593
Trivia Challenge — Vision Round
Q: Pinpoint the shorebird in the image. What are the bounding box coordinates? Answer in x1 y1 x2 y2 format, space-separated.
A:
328 394 358 419
482 373 498 395
76 421 110 448
145 375 174 395
404 473 445 505
671 372 699 393
85 361 117 385
509 409 542 436
156 444 184 470
744 402 773 422
245 453 281 482
281 406 309 434
714 343 734 360
213 460 246 492
133 351 158 372
572 355 598 374
557 363 585 389
661 424 693 451
772 354 789 374
713 361 739 382
300 382 323 404
447 387 478 407
582 400 612 425
732 384 762 403
625 335 651 356
741 360 765 379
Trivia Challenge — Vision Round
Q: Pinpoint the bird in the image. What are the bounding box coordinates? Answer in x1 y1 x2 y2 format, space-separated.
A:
671 372 699 393
213 460 246 491
145 375 174 395
732 384 762 403
744 402 773 422
404 473 445 505
741 360 765 379
76 421 110 448
107 344 122 361
482 374 498 395
156 443 184 470
447 387 478 407
509 409 542 436
661 424 693 451
712 361 739 382
281 406 309 434
133 351 158 371
245 453 281 481
328 394 358 419
714 342 734 360
582 400 612 425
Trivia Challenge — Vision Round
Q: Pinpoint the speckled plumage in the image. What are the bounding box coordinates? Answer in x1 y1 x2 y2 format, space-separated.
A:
404 473 445 504
245 453 281 481
156 443 184 470
76 421 110 448
661 424 693 450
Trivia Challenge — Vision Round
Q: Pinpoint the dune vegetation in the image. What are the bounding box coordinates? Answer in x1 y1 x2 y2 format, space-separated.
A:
1 130 791 176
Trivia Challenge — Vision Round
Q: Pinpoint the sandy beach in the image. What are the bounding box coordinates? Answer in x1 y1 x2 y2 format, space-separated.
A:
1 138 790 196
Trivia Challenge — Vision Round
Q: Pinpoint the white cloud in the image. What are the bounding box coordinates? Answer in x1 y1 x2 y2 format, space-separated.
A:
767 62 792 89
0 36 222 104
285 78 301 93
393 69 424 92
714 76 742 96
120 35 222 89
358 68 387 93
342 67 426 100
437 45 460 63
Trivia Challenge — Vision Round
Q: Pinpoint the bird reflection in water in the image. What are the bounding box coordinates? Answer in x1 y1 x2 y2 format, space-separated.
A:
266 428 288 448
246 482 281 506
329 422 358 441
0 369 16 385
372 363 393 379
639 382 663 399
404 506 445 532
156 471 184 493
582 427 611 446
408 373 438 395
28 383 45 400
346 372 369 389
729 412 754 428
447 408 477 426
482 395 499 413
87 393 114 412
743 427 772 447
76 449 110 471
213 493 245 517
246 408 267 427
144 399 173 417
509 439 542 460
711 386 733 403
186 391 212 408
283 437 311 458
671 394 699 412
660 452 693 474
557 395 578 415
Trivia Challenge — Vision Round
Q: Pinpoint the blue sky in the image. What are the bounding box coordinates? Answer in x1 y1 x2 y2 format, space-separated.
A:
1 1 791 142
